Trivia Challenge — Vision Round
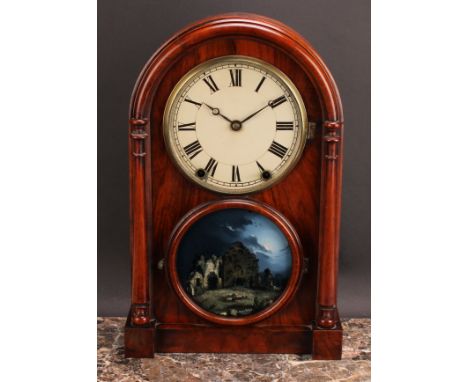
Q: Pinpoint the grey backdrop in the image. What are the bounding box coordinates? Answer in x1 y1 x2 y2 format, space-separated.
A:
98 0 370 317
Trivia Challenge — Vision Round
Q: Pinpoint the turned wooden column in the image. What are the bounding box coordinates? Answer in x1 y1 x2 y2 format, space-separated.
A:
316 120 343 329
129 117 151 325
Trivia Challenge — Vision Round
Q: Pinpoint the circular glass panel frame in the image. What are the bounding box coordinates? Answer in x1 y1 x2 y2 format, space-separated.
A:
167 199 303 325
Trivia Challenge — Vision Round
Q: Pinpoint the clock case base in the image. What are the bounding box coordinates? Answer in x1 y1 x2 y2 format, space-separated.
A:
124 312 343 359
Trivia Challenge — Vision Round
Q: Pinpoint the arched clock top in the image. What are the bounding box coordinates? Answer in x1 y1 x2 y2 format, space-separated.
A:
129 13 343 124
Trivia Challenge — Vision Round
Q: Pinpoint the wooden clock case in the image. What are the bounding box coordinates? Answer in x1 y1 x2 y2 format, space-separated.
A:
124 13 344 359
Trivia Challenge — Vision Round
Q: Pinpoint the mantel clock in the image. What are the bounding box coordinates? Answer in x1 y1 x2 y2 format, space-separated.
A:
125 13 344 359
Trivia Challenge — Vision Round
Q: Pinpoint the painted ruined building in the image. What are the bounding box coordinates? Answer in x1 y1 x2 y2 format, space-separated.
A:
186 241 275 296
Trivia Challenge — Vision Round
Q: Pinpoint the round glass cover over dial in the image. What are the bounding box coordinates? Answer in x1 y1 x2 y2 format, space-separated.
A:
163 55 308 194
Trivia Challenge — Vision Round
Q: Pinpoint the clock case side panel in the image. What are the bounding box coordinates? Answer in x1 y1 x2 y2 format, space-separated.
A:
126 13 344 358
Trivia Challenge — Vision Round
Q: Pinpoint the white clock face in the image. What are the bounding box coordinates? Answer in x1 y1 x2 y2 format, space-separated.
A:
163 56 308 194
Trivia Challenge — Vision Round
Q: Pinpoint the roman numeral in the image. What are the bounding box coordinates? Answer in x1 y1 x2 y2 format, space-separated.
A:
204 158 218 176
203 75 219 93
183 140 202 159
231 165 241 182
269 95 287 108
268 141 288 159
276 121 294 130
256 161 265 172
178 122 196 131
255 76 266 92
184 98 202 107
229 69 242 87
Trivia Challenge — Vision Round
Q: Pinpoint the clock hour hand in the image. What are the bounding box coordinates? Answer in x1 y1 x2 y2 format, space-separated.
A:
203 103 233 123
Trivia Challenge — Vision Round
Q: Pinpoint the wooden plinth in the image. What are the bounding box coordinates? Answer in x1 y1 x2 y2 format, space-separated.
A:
312 321 343 360
124 315 155 358
125 312 342 359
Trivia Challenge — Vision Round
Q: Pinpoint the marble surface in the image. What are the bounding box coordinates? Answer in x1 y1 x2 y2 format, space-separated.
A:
97 318 370 382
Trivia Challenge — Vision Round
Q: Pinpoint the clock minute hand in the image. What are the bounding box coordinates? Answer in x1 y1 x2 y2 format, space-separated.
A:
203 103 233 123
240 97 282 124
239 103 270 124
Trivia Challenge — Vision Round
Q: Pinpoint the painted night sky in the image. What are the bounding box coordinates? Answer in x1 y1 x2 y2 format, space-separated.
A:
177 208 292 283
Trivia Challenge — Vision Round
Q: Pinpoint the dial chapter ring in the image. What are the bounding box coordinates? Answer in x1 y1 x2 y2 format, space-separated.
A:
162 55 309 195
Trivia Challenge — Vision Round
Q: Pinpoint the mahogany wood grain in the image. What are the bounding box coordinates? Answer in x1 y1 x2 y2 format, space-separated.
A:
128 118 151 325
125 13 344 359
124 315 155 358
155 324 312 354
312 320 343 360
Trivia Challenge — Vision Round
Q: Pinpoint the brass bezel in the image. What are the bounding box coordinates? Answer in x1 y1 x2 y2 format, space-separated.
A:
163 55 309 195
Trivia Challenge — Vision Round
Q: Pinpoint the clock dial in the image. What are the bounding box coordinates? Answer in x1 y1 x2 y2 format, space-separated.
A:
163 56 308 194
